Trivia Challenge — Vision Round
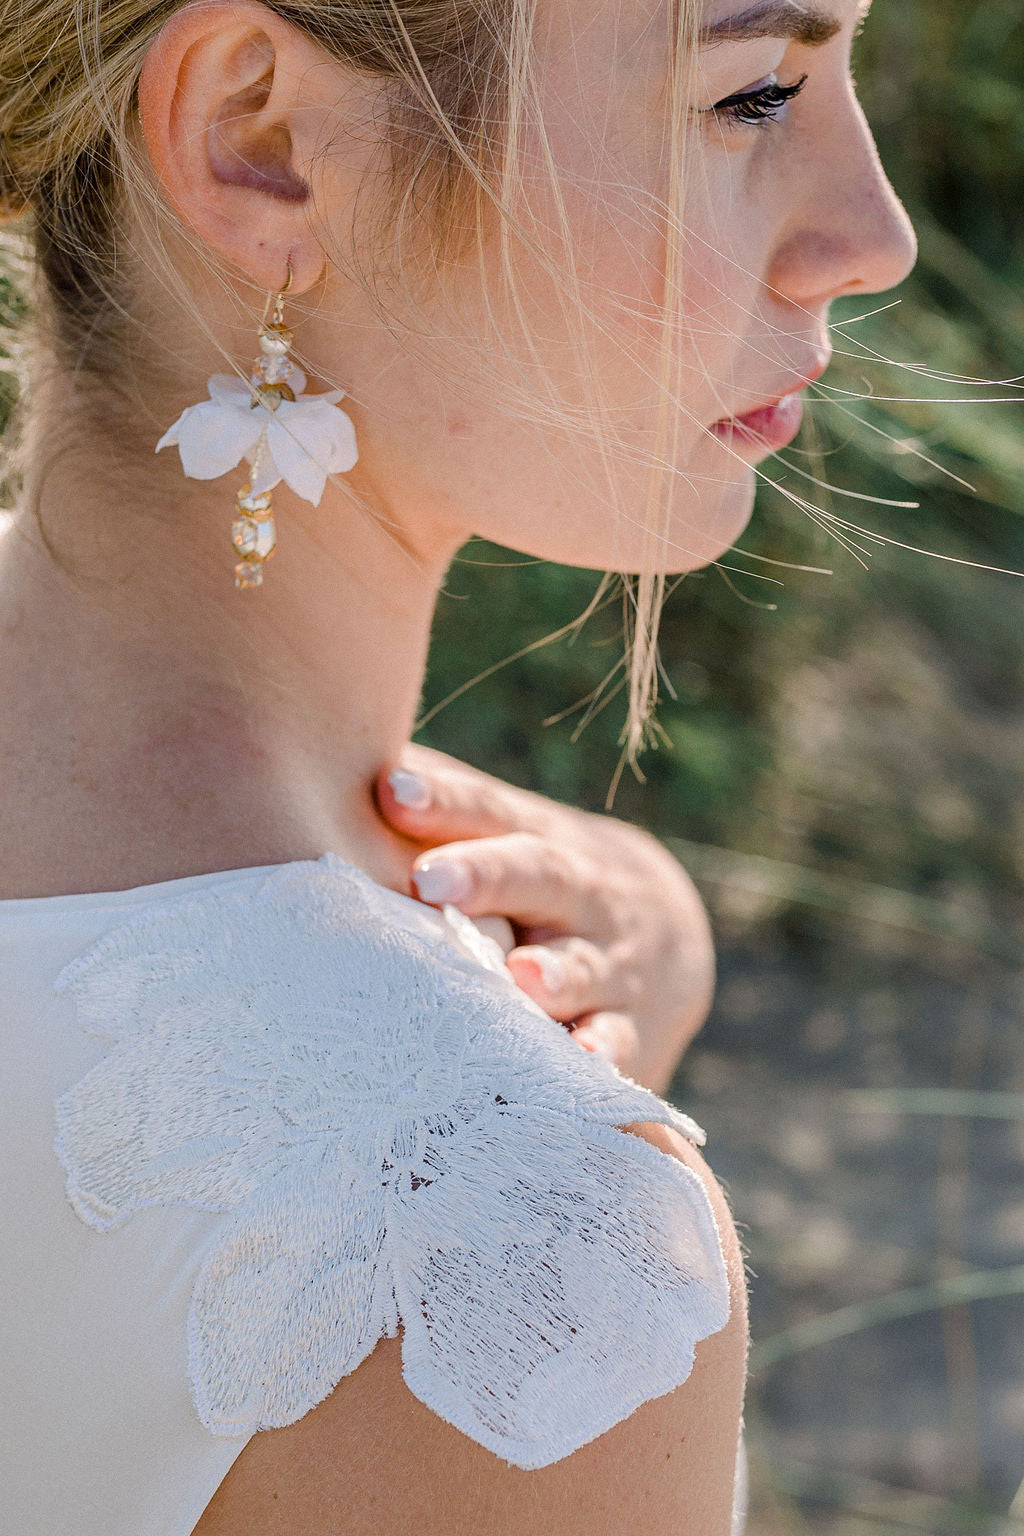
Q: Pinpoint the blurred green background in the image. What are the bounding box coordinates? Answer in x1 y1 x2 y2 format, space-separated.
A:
417 2 1024 1530
2 0 1023 1528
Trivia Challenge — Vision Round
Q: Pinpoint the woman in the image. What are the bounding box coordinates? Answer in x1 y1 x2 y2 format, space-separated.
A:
0 0 916 1531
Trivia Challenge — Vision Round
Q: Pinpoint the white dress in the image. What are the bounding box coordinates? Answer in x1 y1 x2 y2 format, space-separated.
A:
0 852 731 1535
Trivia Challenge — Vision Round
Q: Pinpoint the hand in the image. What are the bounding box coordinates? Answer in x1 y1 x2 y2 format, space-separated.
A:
375 743 715 1095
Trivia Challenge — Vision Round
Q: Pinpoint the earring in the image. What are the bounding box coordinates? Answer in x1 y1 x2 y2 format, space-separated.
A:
156 261 359 590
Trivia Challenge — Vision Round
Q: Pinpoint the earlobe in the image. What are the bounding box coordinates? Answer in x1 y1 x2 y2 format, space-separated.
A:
137 0 324 292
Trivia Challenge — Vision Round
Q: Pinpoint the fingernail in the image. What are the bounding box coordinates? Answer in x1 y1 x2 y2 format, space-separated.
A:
535 949 566 994
388 768 432 812
412 858 473 905
573 1027 614 1062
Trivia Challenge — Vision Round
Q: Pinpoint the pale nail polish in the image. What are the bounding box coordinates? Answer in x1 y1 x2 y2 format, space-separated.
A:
388 768 432 811
536 950 566 994
412 859 473 905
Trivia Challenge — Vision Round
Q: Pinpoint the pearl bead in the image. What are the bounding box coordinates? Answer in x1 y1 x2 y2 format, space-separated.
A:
259 324 293 356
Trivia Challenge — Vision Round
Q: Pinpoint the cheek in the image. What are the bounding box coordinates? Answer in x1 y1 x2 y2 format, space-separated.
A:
320 104 769 572
556 152 768 417
672 184 768 387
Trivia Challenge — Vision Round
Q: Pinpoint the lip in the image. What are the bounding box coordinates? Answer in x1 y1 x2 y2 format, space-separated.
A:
710 356 831 456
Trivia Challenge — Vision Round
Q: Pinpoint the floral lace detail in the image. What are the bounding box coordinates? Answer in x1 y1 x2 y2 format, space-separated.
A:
54 854 729 1469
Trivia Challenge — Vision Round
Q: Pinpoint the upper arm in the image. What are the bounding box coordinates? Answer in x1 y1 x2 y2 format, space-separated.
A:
193 1125 748 1536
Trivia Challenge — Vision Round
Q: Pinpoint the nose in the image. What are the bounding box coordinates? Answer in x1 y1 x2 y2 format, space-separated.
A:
766 91 918 310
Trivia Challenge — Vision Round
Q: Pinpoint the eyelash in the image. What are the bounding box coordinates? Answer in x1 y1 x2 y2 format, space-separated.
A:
707 73 809 129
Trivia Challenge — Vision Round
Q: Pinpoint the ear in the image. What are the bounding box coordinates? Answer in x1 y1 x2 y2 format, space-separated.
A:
138 0 341 293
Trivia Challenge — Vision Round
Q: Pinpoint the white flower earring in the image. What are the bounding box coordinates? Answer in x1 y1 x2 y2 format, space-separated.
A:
157 263 359 589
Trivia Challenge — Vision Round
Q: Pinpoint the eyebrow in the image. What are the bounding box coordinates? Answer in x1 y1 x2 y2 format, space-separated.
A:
700 2 844 47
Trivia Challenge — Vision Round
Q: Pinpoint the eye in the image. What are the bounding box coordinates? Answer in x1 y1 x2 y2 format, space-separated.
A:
704 72 809 130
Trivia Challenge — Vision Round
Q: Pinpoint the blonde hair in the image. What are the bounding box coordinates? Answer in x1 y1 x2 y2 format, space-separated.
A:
0 0 702 768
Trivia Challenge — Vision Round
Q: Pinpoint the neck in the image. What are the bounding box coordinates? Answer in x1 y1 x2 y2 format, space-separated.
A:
0 374 461 897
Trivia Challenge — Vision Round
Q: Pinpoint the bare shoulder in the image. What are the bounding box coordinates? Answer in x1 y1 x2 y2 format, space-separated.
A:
194 1124 748 1536
624 1117 747 1279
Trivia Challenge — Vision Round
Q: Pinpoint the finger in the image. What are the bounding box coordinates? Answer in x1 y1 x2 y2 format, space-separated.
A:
468 914 517 956
410 832 601 932
505 937 617 1024
569 1012 642 1075
376 743 562 846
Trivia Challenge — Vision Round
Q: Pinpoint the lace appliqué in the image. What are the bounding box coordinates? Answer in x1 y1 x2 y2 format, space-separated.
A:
54 854 729 1470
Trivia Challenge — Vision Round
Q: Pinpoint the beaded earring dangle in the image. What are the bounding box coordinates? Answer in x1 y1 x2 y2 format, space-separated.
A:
156 263 359 589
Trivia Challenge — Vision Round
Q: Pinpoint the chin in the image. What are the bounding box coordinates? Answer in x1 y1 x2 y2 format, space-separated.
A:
647 467 757 575
497 464 756 574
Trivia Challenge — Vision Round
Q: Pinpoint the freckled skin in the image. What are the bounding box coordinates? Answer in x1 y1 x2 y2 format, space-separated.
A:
284 0 916 577
169 1 911 1518
0 0 915 1530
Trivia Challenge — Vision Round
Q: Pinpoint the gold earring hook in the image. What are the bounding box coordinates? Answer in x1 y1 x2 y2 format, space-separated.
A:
267 257 294 328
